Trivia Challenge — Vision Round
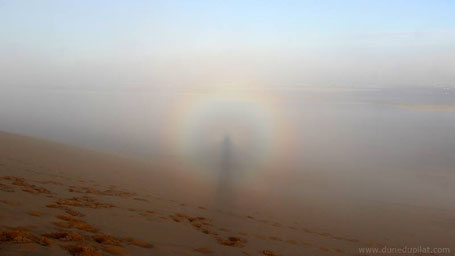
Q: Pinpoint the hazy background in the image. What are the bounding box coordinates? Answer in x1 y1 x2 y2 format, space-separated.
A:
1 1 455 213
1 0 455 89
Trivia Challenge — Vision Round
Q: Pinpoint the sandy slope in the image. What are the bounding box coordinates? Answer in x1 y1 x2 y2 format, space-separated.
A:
0 131 453 256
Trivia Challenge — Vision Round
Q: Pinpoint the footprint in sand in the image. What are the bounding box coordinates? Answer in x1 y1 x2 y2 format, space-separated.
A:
0 228 52 246
216 236 247 247
53 215 98 233
254 234 267 240
26 210 41 217
4 176 52 194
43 231 84 242
104 246 129 255
0 199 18 206
262 250 280 256
269 236 283 242
0 183 14 192
194 247 213 254
319 247 330 252
285 239 297 245
138 210 155 217
334 248 344 253
93 233 122 246
133 197 148 202
56 196 115 209
63 245 103 256
123 237 153 248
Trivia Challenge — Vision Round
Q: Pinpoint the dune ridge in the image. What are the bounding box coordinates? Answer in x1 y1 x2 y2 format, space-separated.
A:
0 131 453 255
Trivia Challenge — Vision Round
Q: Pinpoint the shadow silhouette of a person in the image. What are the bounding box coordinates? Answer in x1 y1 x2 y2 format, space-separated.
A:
215 135 235 207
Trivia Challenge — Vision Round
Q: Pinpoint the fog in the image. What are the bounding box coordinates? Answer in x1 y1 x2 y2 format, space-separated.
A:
1 1 455 227
1 86 454 212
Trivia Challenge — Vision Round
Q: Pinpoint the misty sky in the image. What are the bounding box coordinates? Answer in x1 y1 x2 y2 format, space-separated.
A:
1 1 454 211
1 0 455 89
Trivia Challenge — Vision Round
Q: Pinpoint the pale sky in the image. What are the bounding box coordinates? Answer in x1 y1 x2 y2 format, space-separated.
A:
1 0 455 89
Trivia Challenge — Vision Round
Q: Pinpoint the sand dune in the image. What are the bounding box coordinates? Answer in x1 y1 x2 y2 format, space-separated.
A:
0 131 453 255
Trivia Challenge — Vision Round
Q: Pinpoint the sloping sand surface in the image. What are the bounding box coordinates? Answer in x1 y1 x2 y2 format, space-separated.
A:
0 131 453 255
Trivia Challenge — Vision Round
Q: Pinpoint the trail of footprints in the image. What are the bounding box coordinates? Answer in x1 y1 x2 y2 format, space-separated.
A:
0 175 153 256
0 158 427 256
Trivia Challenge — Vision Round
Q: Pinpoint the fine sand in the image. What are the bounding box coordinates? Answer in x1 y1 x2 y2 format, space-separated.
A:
0 131 453 256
